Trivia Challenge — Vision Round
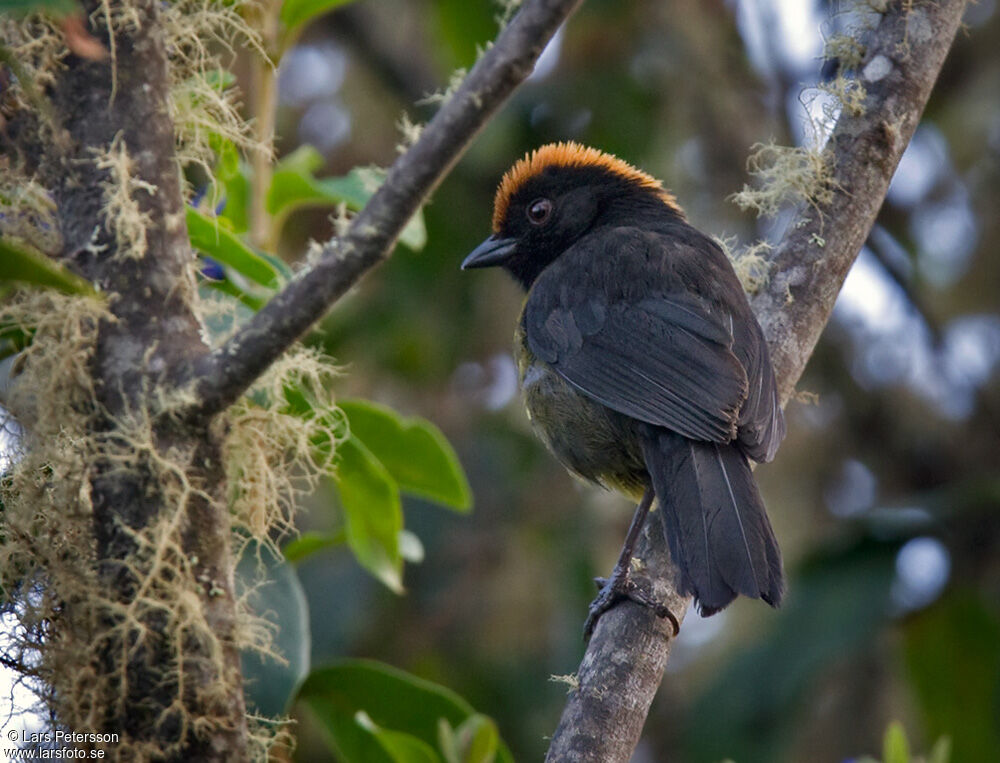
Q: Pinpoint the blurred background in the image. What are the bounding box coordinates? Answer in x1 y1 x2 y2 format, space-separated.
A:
1 0 998 759
265 0 1000 760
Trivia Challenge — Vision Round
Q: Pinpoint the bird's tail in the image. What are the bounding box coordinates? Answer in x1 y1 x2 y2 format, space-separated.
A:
639 426 784 615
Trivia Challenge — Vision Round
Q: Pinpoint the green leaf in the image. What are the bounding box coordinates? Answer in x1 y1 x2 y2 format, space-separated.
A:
273 144 326 179
298 659 513 763
399 211 427 252
267 152 426 251
339 399 472 511
882 722 910 763
280 0 356 40
0 239 98 297
283 529 420 566
202 68 237 92
333 437 404 592
282 530 346 563
438 719 460 763
0 0 76 16
208 133 240 181
432 0 497 69
451 715 499 763
266 152 330 216
186 208 282 289
199 277 266 313
0 322 33 362
355 712 442 763
927 736 952 763
256 249 294 281
903 593 1000 763
236 542 310 716
217 164 251 234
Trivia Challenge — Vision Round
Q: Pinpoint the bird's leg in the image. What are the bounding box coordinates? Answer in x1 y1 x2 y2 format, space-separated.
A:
584 488 677 639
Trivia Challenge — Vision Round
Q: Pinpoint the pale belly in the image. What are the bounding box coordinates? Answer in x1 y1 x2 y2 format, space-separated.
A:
518 354 649 500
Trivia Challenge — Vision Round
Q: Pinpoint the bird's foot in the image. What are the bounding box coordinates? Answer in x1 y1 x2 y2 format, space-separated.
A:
583 568 679 640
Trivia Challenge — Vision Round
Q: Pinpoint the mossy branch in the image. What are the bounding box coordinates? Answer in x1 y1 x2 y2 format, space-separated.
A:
749 0 967 403
187 0 583 421
1 0 256 757
544 1 968 761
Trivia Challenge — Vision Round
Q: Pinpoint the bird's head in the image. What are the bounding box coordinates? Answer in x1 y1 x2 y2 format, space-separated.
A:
462 142 683 288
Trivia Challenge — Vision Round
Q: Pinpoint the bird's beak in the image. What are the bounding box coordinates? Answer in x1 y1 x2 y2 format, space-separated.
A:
461 235 517 270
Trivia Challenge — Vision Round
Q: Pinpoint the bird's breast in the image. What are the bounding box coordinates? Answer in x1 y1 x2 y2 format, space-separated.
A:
514 320 647 499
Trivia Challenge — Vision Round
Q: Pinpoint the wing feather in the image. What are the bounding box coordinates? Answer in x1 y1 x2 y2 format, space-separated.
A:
526 280 748 444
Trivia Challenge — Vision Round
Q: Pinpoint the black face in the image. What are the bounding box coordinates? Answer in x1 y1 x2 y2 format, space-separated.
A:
462 166 680 290
496 173 602 287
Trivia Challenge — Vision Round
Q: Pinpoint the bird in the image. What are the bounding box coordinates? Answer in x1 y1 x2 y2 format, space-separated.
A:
461 142 786 638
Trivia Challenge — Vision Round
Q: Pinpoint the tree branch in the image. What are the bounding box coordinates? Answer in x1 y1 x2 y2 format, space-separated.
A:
750 0 966 400
867 223 942 344
544 2 967 761
187 0 582 420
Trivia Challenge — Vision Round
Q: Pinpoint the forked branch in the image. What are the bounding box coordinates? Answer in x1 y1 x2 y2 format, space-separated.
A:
188 0 583 420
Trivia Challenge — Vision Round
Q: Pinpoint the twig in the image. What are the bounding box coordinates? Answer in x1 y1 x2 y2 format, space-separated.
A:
187 0 582 420
248 0 279 250
327 5 438 107
544 2 967 761
867 223 942 344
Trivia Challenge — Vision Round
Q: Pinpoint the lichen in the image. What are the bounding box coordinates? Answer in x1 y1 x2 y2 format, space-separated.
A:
0 177 61 255
0 1 310 755
160 0 266 179
395 112 424 155
94 132 157 259
716 236 774 295
495 0 524 27
818 74 868 119
0 291 111 743
823 33 866 71
549 673 580 693
0 287 330 758
417 67 467 108
224 346 346 553
731 14 871 224
0 0 264 253
330 202 352 238
731 140 837 219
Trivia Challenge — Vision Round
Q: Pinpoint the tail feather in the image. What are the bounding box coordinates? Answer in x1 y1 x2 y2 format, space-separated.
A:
640 426 784 615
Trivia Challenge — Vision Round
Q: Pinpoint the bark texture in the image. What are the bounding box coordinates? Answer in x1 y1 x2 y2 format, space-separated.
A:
43 0 247 757
544 1 967 761
6 0 966 759
7 0 581 758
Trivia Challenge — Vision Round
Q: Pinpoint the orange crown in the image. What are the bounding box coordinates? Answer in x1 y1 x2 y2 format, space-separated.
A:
492 142 680 232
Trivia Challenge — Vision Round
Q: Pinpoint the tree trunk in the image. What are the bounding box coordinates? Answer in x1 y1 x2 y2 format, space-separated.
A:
4 0 581 758
44 0 248 756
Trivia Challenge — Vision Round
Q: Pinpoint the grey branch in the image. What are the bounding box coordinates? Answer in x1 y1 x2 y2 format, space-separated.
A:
544 1 967 761
187 0 582 420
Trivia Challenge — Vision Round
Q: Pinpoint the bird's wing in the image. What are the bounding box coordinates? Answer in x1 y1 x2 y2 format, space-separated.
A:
524 232 749 444
732 317 785 462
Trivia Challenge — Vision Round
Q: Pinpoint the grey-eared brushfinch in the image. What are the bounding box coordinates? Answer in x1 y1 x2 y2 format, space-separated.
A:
462 143 785 637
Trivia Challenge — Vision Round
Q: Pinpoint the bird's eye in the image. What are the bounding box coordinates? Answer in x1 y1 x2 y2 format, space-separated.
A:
526 198 553 226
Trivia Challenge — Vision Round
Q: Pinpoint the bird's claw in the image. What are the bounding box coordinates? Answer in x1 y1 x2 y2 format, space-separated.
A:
583 570 679 640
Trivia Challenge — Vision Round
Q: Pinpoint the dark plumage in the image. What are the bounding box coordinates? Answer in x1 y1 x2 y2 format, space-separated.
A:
462 142 785 629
